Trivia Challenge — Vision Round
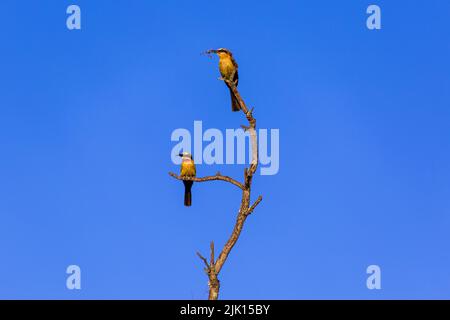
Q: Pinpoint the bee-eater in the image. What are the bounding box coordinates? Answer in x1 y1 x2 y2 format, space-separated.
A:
212 48 240 112
179 152 196 206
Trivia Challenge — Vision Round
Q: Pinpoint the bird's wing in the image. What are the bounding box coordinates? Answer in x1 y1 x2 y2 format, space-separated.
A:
230 55 238 69
229 55 239 85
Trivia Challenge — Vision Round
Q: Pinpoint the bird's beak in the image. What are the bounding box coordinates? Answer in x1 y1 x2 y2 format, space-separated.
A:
205 49 218 55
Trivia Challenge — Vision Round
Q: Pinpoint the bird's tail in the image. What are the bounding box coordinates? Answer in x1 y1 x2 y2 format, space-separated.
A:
229 87 240 112
183 180 193 207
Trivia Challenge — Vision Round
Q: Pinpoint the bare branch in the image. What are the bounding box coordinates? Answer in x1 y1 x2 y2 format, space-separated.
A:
210 241 215 266
224 80 258 172
214 193 250 274
240 124 250 131
196 252 209 269
247 195 263 215
203 78 262 285
168 172 244 190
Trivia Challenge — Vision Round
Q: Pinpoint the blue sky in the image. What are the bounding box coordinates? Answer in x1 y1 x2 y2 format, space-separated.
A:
0 0 449 299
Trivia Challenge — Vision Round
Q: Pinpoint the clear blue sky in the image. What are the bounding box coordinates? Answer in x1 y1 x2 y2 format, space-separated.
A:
1 0 449 299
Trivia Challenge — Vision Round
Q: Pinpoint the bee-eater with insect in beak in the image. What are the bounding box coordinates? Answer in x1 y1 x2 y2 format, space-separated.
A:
210 48 240 112
179 152 196 206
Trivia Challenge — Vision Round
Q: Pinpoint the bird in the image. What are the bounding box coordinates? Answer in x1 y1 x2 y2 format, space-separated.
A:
179 152 196 206
211 48 240 112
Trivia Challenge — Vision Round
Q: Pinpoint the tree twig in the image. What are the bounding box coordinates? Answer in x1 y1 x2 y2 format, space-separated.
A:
196 252 209 269
210 241 215 265
169 172 244 190
247 195 263 216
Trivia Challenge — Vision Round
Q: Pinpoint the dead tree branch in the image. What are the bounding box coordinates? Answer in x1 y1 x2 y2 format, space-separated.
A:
168 172 244 190
169 73 262 300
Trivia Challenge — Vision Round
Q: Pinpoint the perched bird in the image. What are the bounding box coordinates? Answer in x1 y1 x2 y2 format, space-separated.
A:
179 152 196 206
211 48 240 112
